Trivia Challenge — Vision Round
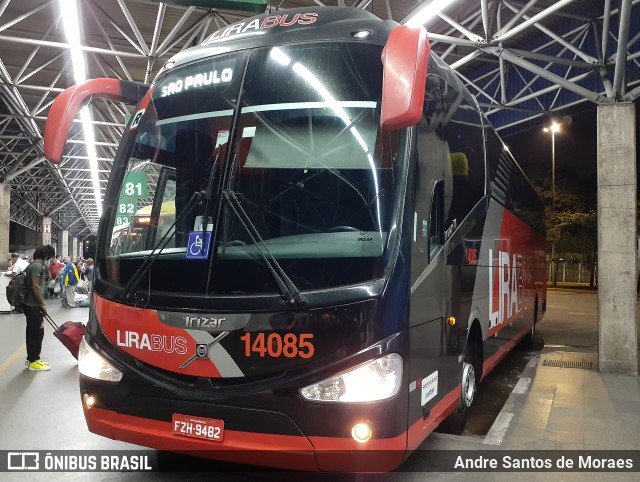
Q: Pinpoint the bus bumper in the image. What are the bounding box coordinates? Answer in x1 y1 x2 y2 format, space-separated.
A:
83 406 406 472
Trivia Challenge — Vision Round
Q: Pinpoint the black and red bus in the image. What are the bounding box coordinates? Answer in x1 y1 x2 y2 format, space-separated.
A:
44 6 546 471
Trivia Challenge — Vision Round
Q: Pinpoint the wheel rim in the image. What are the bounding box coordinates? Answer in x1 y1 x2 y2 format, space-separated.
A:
461 361 476 408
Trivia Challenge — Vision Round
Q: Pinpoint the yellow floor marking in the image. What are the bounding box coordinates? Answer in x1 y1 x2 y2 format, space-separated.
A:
0 344 26 375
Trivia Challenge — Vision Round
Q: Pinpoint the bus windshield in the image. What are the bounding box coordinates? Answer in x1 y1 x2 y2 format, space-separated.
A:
100 42 404 297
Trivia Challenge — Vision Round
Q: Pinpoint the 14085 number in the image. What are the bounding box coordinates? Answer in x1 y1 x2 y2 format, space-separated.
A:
239 333 314 359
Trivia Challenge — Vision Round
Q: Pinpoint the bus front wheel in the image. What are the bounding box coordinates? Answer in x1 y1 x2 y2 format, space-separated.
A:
440 336 481 435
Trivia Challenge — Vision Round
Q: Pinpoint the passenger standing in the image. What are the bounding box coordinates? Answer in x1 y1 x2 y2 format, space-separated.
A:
48 257 65 281
7 253 28 277
84 258 94 293
5 253 29 313
48 258 65 298
23 245 56 371
61 256 79 309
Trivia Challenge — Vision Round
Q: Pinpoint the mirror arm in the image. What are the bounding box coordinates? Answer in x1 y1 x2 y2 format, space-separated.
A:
44 78 149 164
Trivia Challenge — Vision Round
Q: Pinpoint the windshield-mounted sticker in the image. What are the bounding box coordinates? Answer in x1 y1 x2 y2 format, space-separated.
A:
242 126 256 138
129 109 145 130
216 130 229 148
187 231 212 259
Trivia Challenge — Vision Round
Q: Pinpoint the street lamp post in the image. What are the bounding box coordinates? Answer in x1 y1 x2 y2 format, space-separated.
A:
543 121 560 285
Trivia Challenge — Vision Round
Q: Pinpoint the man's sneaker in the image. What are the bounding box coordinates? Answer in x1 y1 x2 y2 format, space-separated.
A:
27 360 51 371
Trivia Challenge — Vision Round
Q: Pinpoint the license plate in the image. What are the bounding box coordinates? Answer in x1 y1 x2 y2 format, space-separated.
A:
172 413 224 442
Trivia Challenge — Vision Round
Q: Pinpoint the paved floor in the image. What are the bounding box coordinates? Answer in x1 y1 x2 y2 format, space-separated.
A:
496 351 640 450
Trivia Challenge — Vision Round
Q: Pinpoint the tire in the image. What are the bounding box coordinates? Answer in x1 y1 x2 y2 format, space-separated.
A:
520 299 538 349
440 338 480 435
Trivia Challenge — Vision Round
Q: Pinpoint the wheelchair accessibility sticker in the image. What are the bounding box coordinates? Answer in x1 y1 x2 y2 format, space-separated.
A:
187 231 212 259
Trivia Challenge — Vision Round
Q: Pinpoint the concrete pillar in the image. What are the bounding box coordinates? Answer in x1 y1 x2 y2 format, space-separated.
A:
0 184 9 269
36 215 52 246
597 103 638 375
58 230 69 259
72 237 78 261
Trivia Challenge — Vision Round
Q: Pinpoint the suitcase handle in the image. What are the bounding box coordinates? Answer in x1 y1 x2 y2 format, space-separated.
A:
44 312 60 331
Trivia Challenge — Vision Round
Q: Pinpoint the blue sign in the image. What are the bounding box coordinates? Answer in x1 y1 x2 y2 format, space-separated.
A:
186 231 212 259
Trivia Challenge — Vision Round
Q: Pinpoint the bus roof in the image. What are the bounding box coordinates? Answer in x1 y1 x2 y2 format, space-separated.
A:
161 7 398 74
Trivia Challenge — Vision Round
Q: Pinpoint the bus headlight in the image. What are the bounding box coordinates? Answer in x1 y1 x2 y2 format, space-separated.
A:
78 338 123 382
300 354 402 402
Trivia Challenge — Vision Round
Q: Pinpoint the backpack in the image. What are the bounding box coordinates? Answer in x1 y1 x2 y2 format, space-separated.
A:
6 272 26 310
64 264 79 286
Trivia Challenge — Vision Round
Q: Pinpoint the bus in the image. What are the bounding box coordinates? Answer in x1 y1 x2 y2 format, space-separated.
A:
110 201 177 256
44 7 546 472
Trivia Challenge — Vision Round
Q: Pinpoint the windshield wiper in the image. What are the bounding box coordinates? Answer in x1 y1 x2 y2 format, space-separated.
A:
122 189 208 302
221 189 307 306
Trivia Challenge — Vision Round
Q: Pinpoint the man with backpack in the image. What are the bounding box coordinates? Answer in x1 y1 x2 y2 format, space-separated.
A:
61 256 79 309
5 253 29 313
23 245 56 371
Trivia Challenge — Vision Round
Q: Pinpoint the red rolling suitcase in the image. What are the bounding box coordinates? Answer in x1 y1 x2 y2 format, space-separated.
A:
45 313 86 360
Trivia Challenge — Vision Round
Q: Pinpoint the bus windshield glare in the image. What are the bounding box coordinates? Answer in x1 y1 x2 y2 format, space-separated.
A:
101 42 403 296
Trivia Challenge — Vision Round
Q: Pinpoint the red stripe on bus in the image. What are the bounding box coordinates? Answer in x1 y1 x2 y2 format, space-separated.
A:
486 322 504 338
308 432 405 451
309 431 407 472
486 316 529 338
406 384 461 452
481 325 530 381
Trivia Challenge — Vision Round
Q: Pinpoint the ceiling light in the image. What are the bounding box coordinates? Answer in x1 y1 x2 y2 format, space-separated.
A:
352 30 371 38
404 0 456 27
59 0 102 216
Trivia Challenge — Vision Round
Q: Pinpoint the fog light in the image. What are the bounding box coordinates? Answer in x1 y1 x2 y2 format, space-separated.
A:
82 393 95 410
351 423 372 444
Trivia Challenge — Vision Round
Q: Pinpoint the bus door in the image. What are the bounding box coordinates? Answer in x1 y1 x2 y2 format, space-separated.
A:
405 72 465 443
407 176 455 444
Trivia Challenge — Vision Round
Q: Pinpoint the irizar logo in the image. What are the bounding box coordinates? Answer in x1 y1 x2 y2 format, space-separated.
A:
488 249 533 329
116 330 188 355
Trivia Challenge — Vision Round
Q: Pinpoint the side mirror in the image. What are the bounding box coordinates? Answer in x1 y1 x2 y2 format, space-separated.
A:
44 78 149 164
380 26 430 130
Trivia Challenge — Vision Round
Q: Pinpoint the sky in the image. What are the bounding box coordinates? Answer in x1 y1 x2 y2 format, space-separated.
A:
504 107 598 183
503 101 640 201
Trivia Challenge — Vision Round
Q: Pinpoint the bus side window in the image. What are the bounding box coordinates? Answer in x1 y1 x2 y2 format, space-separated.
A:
484 124 509 207
429 180 445 262
411 74 449 284
485 123 545 232
441 83 485 228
